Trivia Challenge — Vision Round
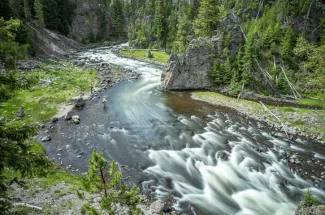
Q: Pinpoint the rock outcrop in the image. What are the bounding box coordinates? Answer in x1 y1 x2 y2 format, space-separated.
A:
161 11 245 90
28 24 81 58
294 203 325 215
161 38 214 90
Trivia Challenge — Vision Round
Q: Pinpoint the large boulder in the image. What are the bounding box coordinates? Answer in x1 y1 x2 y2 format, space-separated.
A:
161 11 244 91
161 38 214 90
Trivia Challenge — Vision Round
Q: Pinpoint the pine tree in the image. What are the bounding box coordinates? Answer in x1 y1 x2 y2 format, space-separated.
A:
153 0 167 49
194 0 221 38
78 151 143 215
241 31 257 85
0 19 49 214
34 0 45 29
280 27 295 61
23 0 31 21
111 0 126 38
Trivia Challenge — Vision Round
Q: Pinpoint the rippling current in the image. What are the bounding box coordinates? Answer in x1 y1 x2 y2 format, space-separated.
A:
43 45 325 215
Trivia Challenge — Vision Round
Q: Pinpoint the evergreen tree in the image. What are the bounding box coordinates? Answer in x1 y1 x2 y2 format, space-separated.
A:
280 27 295 61
194 0 221 38
153 0 167 48
0 0 12 20
0 18 28 70
0 19 49 213
241 31 257 85
34 0 45 29
173 13 192 53
111 0 126 38
23 0 31 21
78 151 143 215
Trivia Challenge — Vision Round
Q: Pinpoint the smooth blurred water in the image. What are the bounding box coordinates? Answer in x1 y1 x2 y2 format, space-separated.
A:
44 45 325 215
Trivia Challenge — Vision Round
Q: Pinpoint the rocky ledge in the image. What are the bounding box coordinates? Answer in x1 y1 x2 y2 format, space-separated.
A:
294 203 325 215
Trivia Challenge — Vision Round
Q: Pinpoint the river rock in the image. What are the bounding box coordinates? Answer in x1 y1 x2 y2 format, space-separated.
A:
52 117 59 123
74 97 86 107
39 79 53 86
42 135 51 142
149 199 172 214
72 115 80 124
294 202 325 215
16 106 25 119
64 111 73 121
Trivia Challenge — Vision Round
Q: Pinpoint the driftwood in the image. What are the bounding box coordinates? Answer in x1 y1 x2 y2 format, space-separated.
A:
280 65 302 99
255 0 264 21
13 202 43 211
255 59 276 91
259 101 289 138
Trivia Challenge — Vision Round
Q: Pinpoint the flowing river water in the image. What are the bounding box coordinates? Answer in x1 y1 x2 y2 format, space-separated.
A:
43 46 325 215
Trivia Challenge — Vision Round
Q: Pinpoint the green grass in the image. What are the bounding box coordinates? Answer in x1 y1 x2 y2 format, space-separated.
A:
297 98 325 108
0 64 98 124
120 49 170 63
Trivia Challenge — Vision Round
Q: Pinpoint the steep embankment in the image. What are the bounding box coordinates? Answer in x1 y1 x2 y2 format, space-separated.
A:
28 24 81 58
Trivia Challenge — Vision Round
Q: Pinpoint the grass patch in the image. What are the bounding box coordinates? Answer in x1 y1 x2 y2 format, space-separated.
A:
297 98 325 108
120 49 170 63
0 64 98 124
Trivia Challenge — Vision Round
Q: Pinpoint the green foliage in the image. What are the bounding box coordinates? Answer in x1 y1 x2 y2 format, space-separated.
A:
34 0 45 28
294 36 325 90
111 0 126 39
0 121 50 213
280 27 295 61
0 18 28 70
276 71 290 94
194 0 221 38
303 190 320 207
78 151 143 215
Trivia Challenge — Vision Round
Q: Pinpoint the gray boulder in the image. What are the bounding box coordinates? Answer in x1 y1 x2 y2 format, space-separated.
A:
16 106 25 119
294 202 325 215
42 135 51 142
72 115 80 124
161 38 214 90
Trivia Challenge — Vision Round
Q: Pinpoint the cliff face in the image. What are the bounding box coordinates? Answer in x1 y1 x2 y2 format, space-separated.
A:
69 0 112 42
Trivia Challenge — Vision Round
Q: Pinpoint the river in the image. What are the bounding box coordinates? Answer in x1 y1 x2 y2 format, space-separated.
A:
43 45 325 215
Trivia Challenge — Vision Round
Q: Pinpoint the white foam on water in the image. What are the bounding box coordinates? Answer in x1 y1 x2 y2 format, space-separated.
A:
145 113 325 215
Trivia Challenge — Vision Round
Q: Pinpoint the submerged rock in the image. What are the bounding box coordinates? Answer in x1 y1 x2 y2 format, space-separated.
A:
42 135 51 142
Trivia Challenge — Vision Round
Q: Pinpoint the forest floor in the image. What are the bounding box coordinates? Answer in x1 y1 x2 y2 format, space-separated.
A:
193 91 325 143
